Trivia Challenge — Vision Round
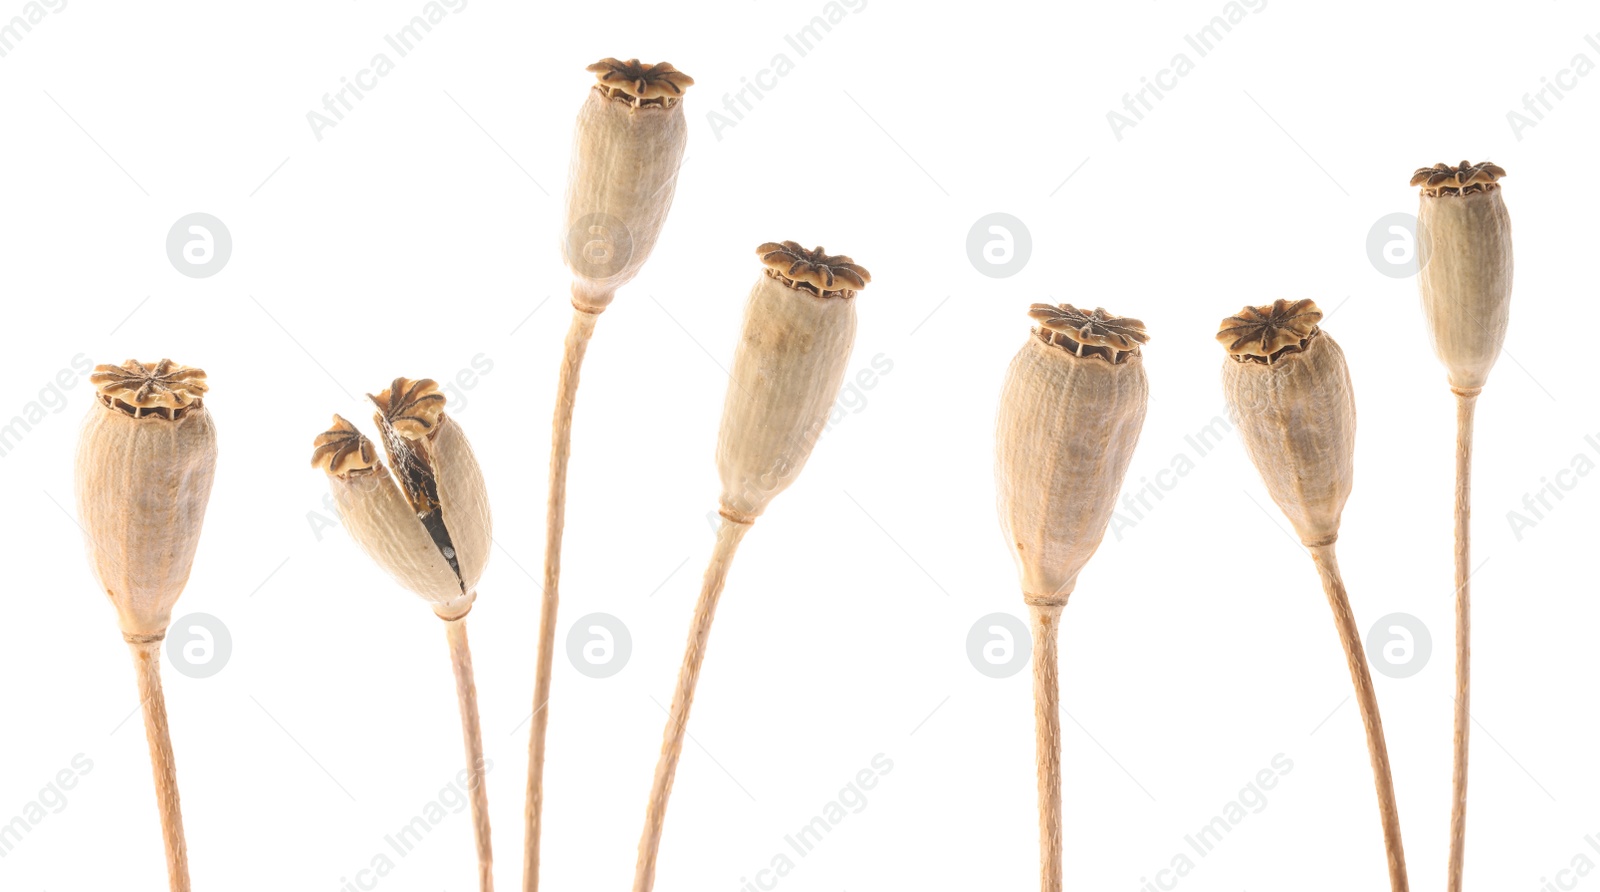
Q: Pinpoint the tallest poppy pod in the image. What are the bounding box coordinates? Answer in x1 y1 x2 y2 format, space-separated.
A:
528 56 696 892
562 57 693 312
1411 159 1514 892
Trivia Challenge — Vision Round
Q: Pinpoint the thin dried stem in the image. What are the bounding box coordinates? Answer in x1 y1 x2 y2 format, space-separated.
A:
1447 391 1477 892
1028 603 1063 892
446 617 493 892
1309 544 1409 892
525 307 600 892
633 517 752 892
127 636 190 892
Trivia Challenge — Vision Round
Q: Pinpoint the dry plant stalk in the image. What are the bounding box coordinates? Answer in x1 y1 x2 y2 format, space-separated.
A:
76 359 217 892
1410 160 1512 892
527 58 693 892
632 242 869 892
995 305 1149 891
1216 300 1408 891
312 378 495 892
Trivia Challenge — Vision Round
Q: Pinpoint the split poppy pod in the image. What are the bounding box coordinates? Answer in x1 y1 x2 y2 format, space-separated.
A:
312 378 491 620
312 377 494 891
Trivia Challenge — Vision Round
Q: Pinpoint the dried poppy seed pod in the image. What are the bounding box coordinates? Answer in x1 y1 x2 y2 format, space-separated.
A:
633 241 870 892
1215 301 1410 889
1217 299 1355 547
994 305 1148 892
995 305 1149 603
716 241 869 522
1412 161 1513 392
76 359 217 639
311 379 491 620
314 379 496 890
1412 160 1513 892
562 58 693 312
531 59 693 886
76 358 216 891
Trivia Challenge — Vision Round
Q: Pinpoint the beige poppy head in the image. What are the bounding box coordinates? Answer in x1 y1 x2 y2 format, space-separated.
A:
1411 160 1514 392
716 241 867 521
996 305 1150 603
1216 302 1355 546
562 59 694 311
77 360 218 638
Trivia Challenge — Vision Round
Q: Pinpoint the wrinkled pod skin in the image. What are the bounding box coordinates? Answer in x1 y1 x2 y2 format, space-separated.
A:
76 402 218 638
995 336 1149 603
562 89 689 312
1221 332 1356 547
324 413 491 620
1417 188 1513 392
716 273 856 523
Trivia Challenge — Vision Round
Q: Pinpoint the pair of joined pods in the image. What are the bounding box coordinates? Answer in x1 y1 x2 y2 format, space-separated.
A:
68 57 1507 892
1006 159 1510 892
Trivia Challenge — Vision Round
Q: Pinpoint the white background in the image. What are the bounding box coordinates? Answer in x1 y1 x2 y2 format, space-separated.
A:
1 1 1596 890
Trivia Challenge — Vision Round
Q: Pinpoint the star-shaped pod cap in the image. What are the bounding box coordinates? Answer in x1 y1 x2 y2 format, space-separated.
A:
1028 304 1148 363
1216 299 1323 364
587 58 695 107
311 415 381 477
756 241 871 298
91 359 208 419
1410 160 1506 197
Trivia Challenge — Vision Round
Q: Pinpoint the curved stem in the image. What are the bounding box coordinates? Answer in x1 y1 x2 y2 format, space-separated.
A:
633 517 751 892
1028 603 1063 892
1447 391 1477 892
1309 544 1409 892
127 636 190 892
446 616 493 892
524 306 599 892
